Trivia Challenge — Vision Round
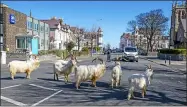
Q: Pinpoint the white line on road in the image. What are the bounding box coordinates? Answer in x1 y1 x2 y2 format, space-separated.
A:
29 84 58 91
31 90 63 107
1 96 27 106
1 84 22 90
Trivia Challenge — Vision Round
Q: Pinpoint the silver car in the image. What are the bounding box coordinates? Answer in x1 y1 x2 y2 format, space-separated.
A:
122 47 139 62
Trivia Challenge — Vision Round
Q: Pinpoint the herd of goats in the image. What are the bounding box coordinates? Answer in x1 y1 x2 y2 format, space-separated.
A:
7 54 154 100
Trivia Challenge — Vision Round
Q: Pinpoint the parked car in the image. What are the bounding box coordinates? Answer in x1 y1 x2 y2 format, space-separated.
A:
122 47 139 62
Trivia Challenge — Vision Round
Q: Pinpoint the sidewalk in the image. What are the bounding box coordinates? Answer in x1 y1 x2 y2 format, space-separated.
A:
140 56 186 73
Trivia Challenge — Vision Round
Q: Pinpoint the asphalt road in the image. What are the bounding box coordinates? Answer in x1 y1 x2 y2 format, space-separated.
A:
1 54 186 106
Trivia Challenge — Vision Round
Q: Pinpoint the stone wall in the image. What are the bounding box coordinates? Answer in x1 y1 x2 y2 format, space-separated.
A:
3 6 27 52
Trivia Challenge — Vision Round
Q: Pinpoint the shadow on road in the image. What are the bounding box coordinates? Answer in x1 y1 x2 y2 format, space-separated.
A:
145 89 187 105
37 77 63 82
1 76 25 80
121 66 145 72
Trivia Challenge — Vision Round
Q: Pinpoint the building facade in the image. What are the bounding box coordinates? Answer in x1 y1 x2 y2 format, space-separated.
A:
119 33 134 50
176 19 186 48
170 1 186 48
81 27 104 52
27 16 49 50
41 17 72 50
1 4 27 52
96 27 103 50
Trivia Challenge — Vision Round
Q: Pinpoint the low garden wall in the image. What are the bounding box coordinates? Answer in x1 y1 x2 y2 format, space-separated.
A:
38 49 90 59
157 49 186 61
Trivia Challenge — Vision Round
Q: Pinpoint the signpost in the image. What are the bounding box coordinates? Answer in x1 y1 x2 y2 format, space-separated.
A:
9 14 16 24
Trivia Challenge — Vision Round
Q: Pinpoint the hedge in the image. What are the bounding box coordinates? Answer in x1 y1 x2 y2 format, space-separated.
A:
38 49 89 59
158 49 186 55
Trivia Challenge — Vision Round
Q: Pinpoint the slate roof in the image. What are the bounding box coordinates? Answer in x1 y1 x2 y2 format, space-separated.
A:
40 19 60 29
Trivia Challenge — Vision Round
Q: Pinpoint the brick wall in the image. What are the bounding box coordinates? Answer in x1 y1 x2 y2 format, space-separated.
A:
3 7 27 52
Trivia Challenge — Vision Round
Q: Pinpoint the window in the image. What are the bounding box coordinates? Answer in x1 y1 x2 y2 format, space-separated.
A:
40 26 43 32
27 21 29 29
16 38 25 49
0 24 3 34
36 24 38 31
30 22 32 29
34 24 37 30
0 13 3 24
46 27 49 32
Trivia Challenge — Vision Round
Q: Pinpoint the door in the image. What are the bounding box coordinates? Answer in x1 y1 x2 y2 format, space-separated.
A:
31 38 38 55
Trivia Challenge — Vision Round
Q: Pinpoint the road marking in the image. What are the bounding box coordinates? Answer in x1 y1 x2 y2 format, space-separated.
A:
31 90 63 107
1 84 22 90
1 96 27 106
29 84 58 91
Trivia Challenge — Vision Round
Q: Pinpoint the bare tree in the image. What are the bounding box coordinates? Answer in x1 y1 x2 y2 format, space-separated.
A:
136 9 169 52
84 26 97 57
126 20 137 32
126 20 137 46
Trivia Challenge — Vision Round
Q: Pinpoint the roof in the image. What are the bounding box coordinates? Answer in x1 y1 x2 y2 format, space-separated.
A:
181 19 186 32
40 19 60 28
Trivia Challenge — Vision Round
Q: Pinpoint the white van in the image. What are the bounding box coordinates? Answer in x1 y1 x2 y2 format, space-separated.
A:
122 47 139 62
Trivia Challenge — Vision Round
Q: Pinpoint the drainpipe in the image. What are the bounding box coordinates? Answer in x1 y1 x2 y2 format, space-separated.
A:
44 23 46 50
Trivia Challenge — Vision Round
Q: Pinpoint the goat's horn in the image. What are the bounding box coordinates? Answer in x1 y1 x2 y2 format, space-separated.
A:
65 54 72 60
145 65 149 68
75 56 78 62
92 57 97 63
97 58 103 64
149 65 152 69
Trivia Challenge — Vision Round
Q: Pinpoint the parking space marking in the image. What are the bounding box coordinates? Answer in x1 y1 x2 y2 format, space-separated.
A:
1 84 22 90
1 96 27 106
31 90 63 107
29 84 58 91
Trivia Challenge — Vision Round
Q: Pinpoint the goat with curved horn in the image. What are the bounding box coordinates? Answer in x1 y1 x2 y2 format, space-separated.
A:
92 57 103 64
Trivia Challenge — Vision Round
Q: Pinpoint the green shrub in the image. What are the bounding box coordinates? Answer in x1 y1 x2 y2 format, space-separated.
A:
94 46 101 51
158 49 186 55
82 47 89 52
38 50 48 56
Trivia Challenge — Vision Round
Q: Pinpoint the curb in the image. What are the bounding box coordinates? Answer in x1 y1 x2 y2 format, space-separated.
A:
140 57 186 74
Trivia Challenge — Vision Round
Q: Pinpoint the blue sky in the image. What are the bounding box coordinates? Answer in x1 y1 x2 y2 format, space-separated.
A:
2 1 173 48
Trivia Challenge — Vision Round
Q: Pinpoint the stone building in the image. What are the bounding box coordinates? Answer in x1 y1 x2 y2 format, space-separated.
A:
1 3 27 52
170 1 186 48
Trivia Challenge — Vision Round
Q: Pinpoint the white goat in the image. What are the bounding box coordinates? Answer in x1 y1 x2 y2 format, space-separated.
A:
127 65 154 100
111 61 122 88
8 55 40 80
74 57 106 89
53 54 78 83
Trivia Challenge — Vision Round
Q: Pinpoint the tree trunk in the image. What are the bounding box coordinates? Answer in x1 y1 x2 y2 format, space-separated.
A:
91 37 93 57
149 41 153 52
146 39 149 55
77 37 80 56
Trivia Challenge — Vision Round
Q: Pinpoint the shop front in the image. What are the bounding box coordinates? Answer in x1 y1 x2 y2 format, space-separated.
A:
15 35 39 55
